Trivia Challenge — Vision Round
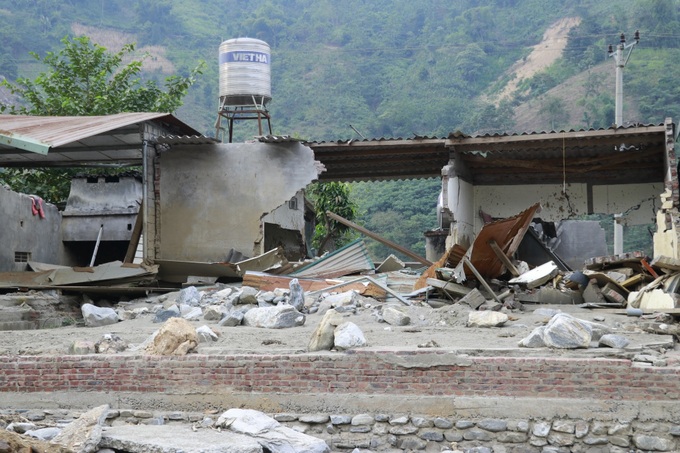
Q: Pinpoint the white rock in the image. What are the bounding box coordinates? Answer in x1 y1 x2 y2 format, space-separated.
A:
181 306 203 320
518 326 546 348
382 306 411 326
81 303 119 327
196 325 219 343
203 305 225 321
243 305 305 329
467 311 508 327
217 409 330 453
542 313 592 349
25 427 61 441
308 309 343 352
51 404 109 453
323 291 361 308
178 286 202 306
334 322 367 350
288 278 305 311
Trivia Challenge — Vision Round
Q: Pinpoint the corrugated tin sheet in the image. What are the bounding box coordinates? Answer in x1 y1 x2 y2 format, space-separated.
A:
291 239 374 279
0 113 203 166
156 135 219 145
307 122 672 185
0 113 198 148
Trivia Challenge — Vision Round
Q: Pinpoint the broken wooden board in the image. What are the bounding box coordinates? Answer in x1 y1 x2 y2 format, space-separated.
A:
508 261 559 289
426 278 472 298
243 271 387 299
414 244 467 290
651 255 680 273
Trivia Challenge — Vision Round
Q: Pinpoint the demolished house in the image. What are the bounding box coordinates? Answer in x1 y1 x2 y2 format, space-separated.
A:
309 119 680 315
0 115 320 285
3 115 680 452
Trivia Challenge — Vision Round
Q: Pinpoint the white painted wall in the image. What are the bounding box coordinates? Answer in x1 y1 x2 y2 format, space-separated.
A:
262 190 306 232
470 182 661 233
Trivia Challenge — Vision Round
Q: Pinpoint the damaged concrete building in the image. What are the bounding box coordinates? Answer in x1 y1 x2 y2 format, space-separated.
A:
2 113 680 452
0 114 321 277
310 119 678 267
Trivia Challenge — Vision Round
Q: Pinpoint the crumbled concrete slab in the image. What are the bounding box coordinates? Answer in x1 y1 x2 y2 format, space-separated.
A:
99 424 263 453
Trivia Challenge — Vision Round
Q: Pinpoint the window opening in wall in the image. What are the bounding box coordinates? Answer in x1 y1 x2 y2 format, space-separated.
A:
105 176 120 183
14 251 31 263
288 197 298 210
87 176 98 183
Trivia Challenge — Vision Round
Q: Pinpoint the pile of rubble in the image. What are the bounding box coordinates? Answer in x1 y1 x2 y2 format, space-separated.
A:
1 405 332 453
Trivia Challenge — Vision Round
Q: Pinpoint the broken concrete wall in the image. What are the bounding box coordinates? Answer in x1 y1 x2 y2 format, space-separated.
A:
473 183 661 232
262 191 313 260
157 142 322 262
441 164 475 250
62 175 142 242
0 186 65 271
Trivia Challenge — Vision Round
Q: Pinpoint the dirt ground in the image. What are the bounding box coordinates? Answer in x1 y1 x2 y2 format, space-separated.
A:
0 287 676 361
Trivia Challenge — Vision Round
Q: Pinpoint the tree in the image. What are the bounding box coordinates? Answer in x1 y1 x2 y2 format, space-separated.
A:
307 182 359 255
0 36 204 204
1 35 203 116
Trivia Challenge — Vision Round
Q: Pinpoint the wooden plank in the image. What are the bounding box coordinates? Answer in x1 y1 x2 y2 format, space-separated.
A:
124 202 144 264
426 278 471 297
326 211 431 266
487 239 520 277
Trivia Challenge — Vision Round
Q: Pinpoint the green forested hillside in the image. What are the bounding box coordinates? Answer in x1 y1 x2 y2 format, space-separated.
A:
1 0 679 258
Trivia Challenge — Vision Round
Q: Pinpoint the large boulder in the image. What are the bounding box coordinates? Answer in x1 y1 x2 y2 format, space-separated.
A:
145 318 198 355
216 409 330 453
308 309 343 352
243 305 305 329
51 404 109 453
81 303 118 327
334 322 367 350
542 313 592 349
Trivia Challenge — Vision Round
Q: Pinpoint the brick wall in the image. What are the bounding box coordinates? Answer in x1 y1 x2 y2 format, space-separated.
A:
1 351 678 401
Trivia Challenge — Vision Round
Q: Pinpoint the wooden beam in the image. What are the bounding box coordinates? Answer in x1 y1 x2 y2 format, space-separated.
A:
124 202 144 264
487 240 520 277
325 211 432 266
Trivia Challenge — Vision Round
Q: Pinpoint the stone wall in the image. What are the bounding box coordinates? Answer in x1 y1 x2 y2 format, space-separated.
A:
5 407 679 452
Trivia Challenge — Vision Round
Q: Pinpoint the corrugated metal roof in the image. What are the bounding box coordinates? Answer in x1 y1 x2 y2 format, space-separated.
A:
307 122 673 185
0 113 203 166
156 135 219 145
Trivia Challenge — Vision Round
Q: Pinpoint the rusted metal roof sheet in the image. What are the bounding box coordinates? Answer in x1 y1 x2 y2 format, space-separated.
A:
454 203 541 281
0 113 202 166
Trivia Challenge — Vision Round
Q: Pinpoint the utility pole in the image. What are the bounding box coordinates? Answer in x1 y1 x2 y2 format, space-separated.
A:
608 30 639 127
608 30 639 255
